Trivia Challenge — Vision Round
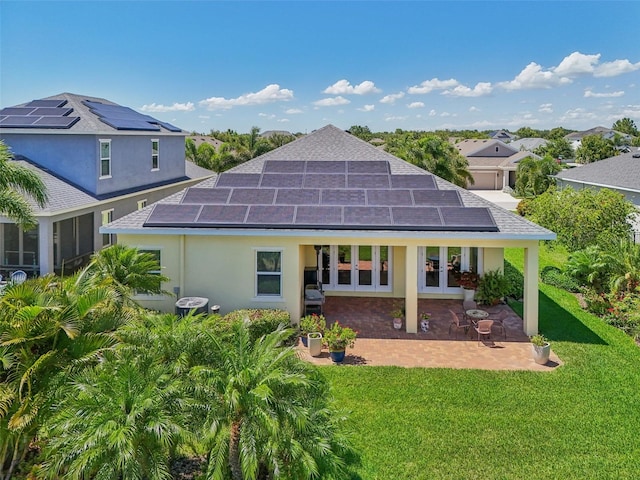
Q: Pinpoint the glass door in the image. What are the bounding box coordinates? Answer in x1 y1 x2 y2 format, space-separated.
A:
357 245 373 290
424 246 441 291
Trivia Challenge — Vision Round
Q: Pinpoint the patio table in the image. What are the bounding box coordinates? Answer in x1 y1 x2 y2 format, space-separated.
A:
466 309 489 322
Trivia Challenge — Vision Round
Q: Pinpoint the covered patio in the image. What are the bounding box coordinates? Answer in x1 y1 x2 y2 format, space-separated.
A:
297 297 562 371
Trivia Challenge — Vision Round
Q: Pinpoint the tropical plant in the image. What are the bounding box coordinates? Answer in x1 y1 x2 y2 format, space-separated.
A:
389 300 405 319
323 322 357 352
222 308 292 344
600 239 640 295
612 117 638 137
475 269 509 305
565 245 612 293
533 138 574 161
194 321 354 480
530 333 548 346
514 155 561 198
575 134 617 164
299 313 326 335
0 140 48 230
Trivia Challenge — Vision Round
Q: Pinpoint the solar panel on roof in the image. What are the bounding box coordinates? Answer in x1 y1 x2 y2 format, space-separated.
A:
321 189 366 205
197 205 248 223
263 160 306 173
246 205 295 224
367 189 413 206
156 121 182 132
99 117 161 131
33 116 80 128
306 161 345 173
391 207 442 226
29 107 72 116
412 190 462 206
295 206 342 225
0 116 39 127
25 99 67 108
84 100 181 132
0 107 36 116
391 175 437 189
347 174 390 189
304 174 346 188
344 206 392 225
146 204 202 225
229 188 275 205
217 173 261 188
348 161 389 174
440 207 498 230
275 189 320 205
182 188 231 204
260 174 304 188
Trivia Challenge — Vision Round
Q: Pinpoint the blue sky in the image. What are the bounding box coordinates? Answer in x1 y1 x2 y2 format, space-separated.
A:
2 1 639 134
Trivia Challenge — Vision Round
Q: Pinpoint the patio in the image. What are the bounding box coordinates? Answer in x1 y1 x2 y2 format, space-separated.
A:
297 297 562 371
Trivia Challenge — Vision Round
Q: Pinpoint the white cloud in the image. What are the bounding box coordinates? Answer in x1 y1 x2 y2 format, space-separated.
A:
379 92 405 104
553 52 600 76
199 84 294 110
313 96 350 107
407 102 424 109
558 108 598 122
384 115 408 122
429 109 437 117
323 79 381 95
440 112 451 117
258 113 276 119
198 115 210 119
358 104 375 112
584 89 624 98
498 62 572 90
408 78 459 94
277 118 290 123
285 108 303 114
469 106 480 112
140 101 195 112
538 103 553 113
595 59 640 77
442 82 493 97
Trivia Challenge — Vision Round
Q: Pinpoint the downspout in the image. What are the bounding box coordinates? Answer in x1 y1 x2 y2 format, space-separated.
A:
179 234 185 298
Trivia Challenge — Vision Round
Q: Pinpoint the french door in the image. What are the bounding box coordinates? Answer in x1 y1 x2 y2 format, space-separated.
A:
419 246 481 293
319 245 392 292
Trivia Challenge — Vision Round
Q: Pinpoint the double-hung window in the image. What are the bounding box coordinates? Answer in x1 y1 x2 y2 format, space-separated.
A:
99 140 111 178
135 248 163 297
101 209 114 246
255 250 282 297
151 139 159 170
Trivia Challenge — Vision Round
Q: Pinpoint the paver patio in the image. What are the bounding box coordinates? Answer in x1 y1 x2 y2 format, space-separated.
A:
297 297 562 371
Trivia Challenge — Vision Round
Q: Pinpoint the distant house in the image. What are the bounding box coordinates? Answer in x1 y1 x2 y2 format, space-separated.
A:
510 138 548 152
187 135 224 151
488 130 516 143
0 93 213 276
455 139 539 190
564 126 631 150
260 130 295 139
103 125 554 335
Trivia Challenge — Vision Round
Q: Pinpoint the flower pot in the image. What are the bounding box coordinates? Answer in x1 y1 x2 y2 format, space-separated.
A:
393 317 403 330
300 335 308 347
329 350 346 363
307 332 323 357
532 342 551 365
462 288 475 302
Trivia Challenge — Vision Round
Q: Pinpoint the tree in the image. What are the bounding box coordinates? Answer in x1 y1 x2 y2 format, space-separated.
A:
546 127 574 141
514 155 561 198
195 322 354 480
515 126 539 138
575 134 617 164
612 117 638 137
0 141 48 230
347 125 373 141
387 134 474 187
534 138 574 160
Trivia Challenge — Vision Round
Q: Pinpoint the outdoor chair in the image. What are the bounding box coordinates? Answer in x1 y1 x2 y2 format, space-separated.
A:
448 309 470 339
488 310 508 340
304 284 324 316
10 270 27 285
474 319 494 346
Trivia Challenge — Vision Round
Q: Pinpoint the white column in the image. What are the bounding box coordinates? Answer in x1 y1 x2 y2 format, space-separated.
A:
523 243 539 336
38 218 54 275
405 245 418 333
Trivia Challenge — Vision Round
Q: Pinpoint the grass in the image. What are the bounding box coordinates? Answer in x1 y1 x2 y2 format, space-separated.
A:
322 245 640 479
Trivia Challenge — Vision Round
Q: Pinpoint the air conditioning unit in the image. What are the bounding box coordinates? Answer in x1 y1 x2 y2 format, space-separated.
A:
175 296 209 317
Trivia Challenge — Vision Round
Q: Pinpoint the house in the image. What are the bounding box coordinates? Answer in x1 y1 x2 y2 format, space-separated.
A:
488 130 516 143
509 138 548 152
564 126 631 150
455 139 539 190
555 148 640 237
103 125 554 335
187 135 224 151
0 93 214 276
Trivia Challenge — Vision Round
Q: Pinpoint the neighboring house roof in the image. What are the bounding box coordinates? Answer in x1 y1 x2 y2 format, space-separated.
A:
9 157 214 214
0 93 184 135
187 135 224 150
554 149 640 193
564 126 629 142
489 130 515 141
260 130 294 138
455 139 538 169
105 125 554 239
510 138 547 151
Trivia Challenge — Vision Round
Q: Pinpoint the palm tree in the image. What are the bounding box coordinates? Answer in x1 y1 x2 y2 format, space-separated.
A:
0 140 48 230
40 351 186 480
602 239 640 294
195 321 354 480
514 155 560 198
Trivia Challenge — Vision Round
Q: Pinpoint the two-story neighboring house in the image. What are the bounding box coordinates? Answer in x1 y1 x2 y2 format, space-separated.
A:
0 93 213 276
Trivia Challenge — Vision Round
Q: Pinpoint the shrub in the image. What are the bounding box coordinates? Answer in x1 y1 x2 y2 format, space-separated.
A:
222 309 293 343
582 289 610 316
540 266 581 293
476 269 510 305
299 313 326 335
603 292 640 341
323 321 357 351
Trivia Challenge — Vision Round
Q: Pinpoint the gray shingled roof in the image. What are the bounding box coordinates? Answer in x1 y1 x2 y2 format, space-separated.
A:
105 125 554 239
1 93 185 135
555 149 640 192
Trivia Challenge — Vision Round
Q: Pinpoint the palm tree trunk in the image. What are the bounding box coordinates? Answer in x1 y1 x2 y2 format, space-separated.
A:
228 419 243 480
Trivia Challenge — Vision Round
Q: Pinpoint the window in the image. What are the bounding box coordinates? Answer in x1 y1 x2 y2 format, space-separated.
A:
137 199 147 210
99 140 111 178
151 139 159 170
256 250 282 297
135 248 163 297
139 249 161 275
317 245 392 292
101 209 114 246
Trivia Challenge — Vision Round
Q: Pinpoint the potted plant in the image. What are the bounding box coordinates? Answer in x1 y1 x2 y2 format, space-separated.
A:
457 271 479 301
531 333 551 365
323 321 357 363
420 312 431 332
390 300 405 330
475 269 509 306
299 314 326 347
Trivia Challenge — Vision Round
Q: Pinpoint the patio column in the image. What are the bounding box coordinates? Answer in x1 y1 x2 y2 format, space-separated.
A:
523 243 539 336
38 218 54 275
405 245 418 333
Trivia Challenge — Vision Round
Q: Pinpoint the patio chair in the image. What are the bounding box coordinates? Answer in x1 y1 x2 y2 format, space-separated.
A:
304 284 324 316
488 309 508 340
10 270 27 285
448 310 470 339
474 319 494 346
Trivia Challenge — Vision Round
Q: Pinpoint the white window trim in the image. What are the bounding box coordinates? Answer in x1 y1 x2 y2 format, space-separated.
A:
101 209 114 247
417 246 483 294
322 245 392 293
254 248 284 300
151 139 159 171
99 139 112 179
133 246 165 300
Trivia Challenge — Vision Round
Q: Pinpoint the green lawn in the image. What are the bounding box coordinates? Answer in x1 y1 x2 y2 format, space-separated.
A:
322 246 640 479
